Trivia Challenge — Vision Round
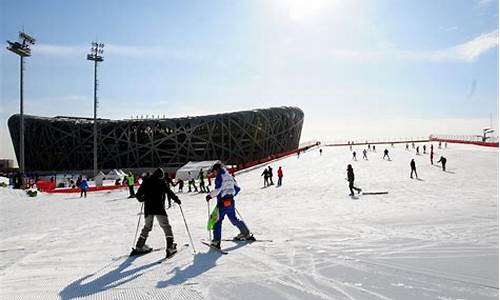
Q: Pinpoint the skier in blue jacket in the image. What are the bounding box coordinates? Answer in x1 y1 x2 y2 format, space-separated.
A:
206 163 253 249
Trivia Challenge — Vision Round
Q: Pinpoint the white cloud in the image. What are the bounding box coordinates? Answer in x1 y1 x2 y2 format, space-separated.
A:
331 30 499 63
36 44 86 56
443 30 499 62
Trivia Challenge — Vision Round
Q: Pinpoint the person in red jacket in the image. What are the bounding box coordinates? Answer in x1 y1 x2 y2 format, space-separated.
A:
277 166 283 187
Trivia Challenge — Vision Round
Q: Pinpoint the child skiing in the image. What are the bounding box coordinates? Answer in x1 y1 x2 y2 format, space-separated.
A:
346 164 362 196
206 163 253 249
132 168 182 258
79 177 88 198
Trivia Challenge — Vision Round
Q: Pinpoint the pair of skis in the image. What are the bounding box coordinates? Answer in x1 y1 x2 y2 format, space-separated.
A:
128 243 189 263
200 237 272 255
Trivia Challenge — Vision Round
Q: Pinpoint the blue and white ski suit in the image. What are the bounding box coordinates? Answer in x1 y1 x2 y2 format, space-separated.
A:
208 167 249 241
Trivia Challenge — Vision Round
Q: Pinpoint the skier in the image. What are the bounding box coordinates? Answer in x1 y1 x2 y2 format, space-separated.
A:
438 141 442 149
268 166 274 185
383 149 390 160
352 151 357 161
410 159 418 179
261 168 269 187
416 146 420 155
198 169 206 193
132 168 181 258
423 145 427 154
412 142 415 149
346 164 362 196
437 156 447 171
206 163 253 249
176 179 184 193
430 150 434 165
277 166 283 186
126 172 135 198
164 173 175 208
79 177 88 198
405 143 409 151
372 145 376 152
319 148 323 156
362 149 368 160
187 172 198 192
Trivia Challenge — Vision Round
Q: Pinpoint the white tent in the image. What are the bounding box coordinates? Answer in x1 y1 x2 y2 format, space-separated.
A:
105 169 127 180
176 160 221 181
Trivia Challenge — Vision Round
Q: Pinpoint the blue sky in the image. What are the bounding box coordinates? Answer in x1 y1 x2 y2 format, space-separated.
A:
1 0 498 161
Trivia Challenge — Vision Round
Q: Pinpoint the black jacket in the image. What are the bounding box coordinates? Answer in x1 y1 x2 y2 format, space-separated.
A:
347 169 355 182
136 169 179 216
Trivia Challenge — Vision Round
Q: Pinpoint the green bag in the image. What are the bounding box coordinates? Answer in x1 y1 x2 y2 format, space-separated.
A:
207 206 219 230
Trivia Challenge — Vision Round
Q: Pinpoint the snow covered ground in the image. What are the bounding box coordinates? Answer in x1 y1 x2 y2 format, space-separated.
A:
0 143 497 299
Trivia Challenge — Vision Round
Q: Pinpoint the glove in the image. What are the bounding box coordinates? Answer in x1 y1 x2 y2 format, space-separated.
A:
173 196 181 205
206 194 212 202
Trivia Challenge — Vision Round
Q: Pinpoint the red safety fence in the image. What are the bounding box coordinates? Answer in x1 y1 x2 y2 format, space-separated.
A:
430 137 499 148
40 142 319 193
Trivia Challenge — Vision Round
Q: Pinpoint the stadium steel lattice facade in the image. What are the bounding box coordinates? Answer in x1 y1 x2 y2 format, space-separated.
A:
8 107 304 172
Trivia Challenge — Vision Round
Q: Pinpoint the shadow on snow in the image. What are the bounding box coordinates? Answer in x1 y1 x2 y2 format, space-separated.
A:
59 254 163 299
156 242 246 287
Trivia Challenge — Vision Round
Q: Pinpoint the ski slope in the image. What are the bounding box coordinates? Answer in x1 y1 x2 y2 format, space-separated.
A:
0 143 498 299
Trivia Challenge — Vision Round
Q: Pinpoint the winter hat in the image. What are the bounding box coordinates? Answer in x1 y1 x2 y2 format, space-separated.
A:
152 168 164 179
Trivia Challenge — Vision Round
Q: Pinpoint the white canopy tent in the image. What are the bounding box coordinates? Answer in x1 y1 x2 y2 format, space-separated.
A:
175 160 221 181
105 169 127 181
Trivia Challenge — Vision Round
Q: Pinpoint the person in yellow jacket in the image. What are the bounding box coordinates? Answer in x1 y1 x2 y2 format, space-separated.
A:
127 172 135 198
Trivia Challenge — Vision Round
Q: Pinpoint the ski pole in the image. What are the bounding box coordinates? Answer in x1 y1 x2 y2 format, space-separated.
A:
132 203 144 249
207 201 212 240
235 207 247 225
179 205 197 254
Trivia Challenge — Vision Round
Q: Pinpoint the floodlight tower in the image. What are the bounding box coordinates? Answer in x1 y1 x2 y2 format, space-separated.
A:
6 31 36 180
87 41 104 177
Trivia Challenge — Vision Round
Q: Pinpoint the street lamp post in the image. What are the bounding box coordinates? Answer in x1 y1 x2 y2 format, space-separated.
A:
6 31 36 184
87 42 104 178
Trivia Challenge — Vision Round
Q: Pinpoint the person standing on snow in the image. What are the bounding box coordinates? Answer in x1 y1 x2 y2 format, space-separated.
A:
346 164 362 196
352 151 357 161
383 149 390 160
406 143 409 151
198 169 206 193
79 177 89 198
133 168 181 258
437 156 447 171
362 149 368 160
416 146 420 155
277 166 283 186
410 159 418 179
261 168 269 187
268 166 274 185
423 145 427 154
187 172 198 193
206 163 253 249
430 150 434 165
126 172 135 198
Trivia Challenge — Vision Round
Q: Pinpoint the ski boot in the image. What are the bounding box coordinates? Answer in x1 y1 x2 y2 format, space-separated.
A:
166 237 177 258
210 240 221 249
130 237 152 256
234 233 256 241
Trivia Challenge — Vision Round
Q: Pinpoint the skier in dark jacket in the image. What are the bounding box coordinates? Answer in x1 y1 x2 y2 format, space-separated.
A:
362 149 368 160
383 149 390 160
410 159 418 179
352 151 357 161
268 166 274 185
346 164 362 196
198 169 206 193
437 156 447 171
133 168 181 258
261 168 269 187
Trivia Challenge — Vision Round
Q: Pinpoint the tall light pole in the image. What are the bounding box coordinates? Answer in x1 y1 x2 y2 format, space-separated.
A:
6 31 36 181
87 42 104 178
